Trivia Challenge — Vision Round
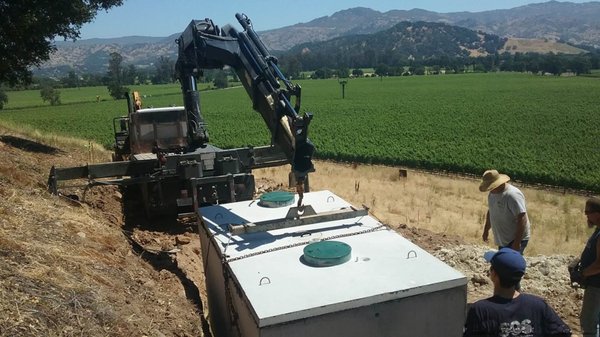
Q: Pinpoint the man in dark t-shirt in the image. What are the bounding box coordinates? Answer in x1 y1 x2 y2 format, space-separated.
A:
463 248 571 336
576 197 600 335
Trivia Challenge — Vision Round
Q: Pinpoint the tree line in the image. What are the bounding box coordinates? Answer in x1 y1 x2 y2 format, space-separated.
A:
274 20 600 79
0 52 179 107
2 49 597 109
103 52 232 100
279 50 600 80
0 50 235 106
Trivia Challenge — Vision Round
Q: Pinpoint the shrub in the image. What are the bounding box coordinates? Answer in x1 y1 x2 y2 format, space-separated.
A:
40 86 61 105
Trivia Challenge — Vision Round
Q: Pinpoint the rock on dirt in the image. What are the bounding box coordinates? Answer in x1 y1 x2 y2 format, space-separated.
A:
396 223 583 335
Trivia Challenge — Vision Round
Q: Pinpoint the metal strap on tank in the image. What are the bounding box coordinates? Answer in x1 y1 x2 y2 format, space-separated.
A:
228 206 368 235
224 224 387 262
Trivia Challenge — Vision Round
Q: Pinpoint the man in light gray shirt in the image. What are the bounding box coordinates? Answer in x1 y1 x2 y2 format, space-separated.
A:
479 169 531 253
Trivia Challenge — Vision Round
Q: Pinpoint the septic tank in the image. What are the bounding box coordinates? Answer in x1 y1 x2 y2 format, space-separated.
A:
197 190 467 337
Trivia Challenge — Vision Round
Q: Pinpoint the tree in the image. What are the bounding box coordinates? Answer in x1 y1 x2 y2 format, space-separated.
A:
0 0 123 86
352 69 364 77
337 67 350 79
213 71 228 89
61 71 79 88
40 86 61 105
569 55 592 75
412 66 425 75
137 70 149 85
106 52 129 99
312 68 333 79
0 90 7 110
153 56 174 84
280 55 301 79
122 64 137 85
540 53 563 75
374 64 390 77
81 73 104 87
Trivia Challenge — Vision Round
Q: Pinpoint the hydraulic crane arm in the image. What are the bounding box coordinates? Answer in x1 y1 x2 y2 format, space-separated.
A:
175 13 315 182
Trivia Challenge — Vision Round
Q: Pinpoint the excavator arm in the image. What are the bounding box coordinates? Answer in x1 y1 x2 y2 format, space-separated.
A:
175 13 315 182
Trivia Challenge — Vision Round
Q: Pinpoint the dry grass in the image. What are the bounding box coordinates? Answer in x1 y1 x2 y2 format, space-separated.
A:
502 37 586 55
0 187 201 336
0 120 112 164
255 161 593 256
0 125 202 336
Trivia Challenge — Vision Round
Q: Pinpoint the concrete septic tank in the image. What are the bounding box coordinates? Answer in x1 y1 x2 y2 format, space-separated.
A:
198 190 467 337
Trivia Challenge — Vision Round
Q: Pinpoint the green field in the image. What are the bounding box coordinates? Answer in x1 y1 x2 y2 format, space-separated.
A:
1 73 599 192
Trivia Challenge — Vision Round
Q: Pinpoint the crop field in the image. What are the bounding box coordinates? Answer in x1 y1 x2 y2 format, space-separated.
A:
1 73 599 191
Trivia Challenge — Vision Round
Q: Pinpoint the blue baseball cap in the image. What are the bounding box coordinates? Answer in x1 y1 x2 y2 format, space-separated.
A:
484 248 526 280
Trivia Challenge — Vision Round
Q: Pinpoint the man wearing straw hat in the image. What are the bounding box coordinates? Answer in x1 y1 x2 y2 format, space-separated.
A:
479 170 531 254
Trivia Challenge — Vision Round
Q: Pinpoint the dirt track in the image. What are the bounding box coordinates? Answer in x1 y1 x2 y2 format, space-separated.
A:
0 130 586 336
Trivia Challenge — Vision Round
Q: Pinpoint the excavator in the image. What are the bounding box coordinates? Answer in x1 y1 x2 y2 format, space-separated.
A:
48 13 315 223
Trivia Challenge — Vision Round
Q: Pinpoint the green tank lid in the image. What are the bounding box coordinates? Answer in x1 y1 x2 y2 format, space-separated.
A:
258 190 295 208
303 241 352 267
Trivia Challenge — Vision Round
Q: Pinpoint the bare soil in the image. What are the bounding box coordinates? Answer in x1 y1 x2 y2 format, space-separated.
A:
0 129 585 336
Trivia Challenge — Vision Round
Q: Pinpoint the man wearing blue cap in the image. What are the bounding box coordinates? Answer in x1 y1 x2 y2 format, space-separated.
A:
463 248 571 336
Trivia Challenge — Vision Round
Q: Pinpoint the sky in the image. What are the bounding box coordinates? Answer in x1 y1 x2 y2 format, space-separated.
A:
79 0 593 39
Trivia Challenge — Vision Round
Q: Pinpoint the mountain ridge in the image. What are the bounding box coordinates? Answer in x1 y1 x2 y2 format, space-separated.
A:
259 1 600 50
285 21 508 71
39 1 598 76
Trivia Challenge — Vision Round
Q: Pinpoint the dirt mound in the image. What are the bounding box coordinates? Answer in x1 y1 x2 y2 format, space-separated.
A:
0 128 585 336
395 221 582 333
433 245 582 332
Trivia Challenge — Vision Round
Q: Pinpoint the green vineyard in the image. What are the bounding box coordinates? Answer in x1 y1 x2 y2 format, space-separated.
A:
1 73 599 191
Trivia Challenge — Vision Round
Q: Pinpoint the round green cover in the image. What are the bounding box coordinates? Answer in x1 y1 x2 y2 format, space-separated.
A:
258 191 295 208
303 241 352 267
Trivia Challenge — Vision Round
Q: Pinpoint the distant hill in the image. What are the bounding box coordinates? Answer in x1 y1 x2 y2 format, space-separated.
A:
286 21 506 70
38 1 596 76
41 35 179 76
54 35 174 46
261 1 600 50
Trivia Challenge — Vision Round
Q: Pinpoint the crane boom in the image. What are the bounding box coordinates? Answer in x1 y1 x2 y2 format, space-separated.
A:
175 14 315 182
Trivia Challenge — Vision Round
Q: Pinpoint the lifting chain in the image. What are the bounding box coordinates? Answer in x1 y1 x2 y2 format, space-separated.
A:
225 223 387 263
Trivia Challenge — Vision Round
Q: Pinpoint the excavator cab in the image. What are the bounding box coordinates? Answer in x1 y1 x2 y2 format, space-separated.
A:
113 92 190 161
128 106 189 155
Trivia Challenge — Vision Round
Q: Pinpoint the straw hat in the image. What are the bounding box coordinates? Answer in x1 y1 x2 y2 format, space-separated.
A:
479 169 510 192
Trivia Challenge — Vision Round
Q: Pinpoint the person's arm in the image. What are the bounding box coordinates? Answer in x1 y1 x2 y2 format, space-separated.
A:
582 236 600 278
463 306 483 337
511 213 527 251
482 210 491 243
542 300 572 336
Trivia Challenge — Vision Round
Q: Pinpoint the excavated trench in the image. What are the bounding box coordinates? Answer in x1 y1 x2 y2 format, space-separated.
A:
122 217 213 337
